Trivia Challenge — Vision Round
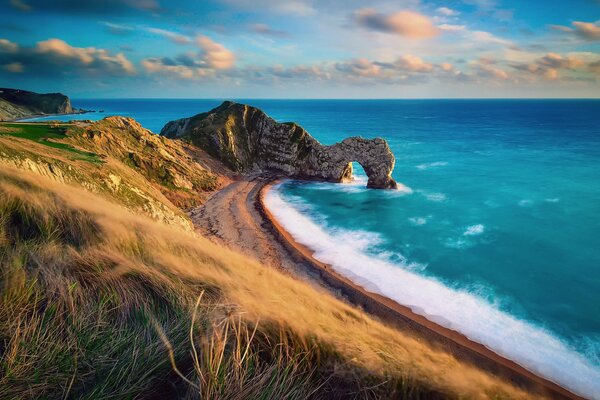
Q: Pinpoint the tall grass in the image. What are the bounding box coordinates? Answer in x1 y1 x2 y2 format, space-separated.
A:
0 167 540 399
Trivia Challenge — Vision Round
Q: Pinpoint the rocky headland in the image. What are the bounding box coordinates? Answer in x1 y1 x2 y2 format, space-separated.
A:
0 88 88 121
161 101 398 189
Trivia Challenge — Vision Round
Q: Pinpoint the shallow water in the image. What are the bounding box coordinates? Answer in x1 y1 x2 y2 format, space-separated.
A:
27 99 600 398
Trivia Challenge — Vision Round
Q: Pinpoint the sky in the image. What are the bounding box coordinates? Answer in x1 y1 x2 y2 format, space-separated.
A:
0 0 599 98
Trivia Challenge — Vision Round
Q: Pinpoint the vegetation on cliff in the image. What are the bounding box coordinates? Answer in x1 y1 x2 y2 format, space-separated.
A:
0 88 74 121
0 118 229 228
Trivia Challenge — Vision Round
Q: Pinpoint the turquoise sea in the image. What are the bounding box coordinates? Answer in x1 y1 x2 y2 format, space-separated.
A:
28 99 600 398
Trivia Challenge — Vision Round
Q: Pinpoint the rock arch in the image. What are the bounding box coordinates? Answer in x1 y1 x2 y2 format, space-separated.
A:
299 137 398 189
161 101 398 189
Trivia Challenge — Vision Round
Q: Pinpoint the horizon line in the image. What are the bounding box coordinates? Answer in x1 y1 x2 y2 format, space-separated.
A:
70 97 600 101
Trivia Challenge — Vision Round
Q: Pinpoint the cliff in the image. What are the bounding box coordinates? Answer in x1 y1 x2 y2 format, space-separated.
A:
0 88 74 121
161 101 398 189
0 117 231 229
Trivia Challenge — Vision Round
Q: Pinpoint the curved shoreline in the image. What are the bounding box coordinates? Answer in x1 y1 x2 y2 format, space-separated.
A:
10 110 93 122
256 179 583 400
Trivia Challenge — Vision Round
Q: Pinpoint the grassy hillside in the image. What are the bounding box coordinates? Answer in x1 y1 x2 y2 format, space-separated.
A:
0 119 544 399
0 119 231 229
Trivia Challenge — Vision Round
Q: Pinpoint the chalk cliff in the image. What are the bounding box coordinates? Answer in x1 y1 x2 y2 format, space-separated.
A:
161 101 397 189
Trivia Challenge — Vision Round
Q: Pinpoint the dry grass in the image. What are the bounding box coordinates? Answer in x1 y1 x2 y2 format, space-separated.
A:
0 167 541 399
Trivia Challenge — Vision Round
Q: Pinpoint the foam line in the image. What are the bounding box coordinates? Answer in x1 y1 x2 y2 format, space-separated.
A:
265 183 600 399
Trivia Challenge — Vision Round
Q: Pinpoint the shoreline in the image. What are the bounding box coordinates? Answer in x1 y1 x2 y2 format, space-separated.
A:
256 179 583 400
10 109 93 122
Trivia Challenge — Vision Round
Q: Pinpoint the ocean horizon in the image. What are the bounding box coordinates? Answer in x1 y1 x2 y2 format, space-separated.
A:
27 98 600 398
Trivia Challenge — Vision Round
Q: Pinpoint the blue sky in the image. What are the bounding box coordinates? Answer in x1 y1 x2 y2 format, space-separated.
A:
0 0 599 98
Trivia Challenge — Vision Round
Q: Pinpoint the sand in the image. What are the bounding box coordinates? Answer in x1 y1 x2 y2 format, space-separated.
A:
190 176 583 400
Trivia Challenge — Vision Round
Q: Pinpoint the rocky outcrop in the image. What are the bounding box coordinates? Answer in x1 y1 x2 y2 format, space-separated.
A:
161 101 397 189
0 88 74 121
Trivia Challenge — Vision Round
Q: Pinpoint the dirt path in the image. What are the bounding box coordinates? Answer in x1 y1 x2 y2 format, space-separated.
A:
190 176 292 272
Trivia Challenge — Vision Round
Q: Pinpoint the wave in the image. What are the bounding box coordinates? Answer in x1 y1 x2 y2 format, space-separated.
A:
417 190 447 202
265 184 600 399
464 224 485 236
416 161 449 170
292 176 413 195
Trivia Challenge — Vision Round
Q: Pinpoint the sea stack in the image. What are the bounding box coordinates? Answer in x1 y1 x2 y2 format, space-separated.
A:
161 101 397 189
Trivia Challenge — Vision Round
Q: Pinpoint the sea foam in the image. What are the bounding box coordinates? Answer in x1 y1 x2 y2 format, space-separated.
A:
265 184 600 399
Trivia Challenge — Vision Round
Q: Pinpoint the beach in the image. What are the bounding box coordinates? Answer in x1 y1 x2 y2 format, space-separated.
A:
189 175 583 400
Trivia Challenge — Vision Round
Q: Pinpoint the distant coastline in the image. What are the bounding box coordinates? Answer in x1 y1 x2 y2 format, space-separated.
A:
12 109 93 122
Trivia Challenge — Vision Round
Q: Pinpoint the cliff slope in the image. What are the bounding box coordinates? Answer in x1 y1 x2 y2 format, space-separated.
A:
161 101 398 189
0 88 73 121
0 118 231 229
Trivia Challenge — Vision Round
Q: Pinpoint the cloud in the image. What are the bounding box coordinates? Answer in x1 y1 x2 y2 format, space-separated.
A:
472 59 510 81
0 39 19 53
10 0 160 14
250 24 289 37
3 62 24 73
222 0 315 16
509 52 600 81
0 38 135 77
335 58 382 77
436 7 459 16
439 24 466 32
196 36 236 69
141 58 199 79
589 60 600 75
550 21 600 41
101 21 135 35
537 52 584 69
572 21 600 40
142 36 236 79
395 54 433 72
354 8 439 39
147 28 191 45
10 0 31 12
470 30 512 46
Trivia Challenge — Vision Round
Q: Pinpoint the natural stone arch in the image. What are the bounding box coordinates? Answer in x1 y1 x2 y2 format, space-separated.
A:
298 137 398 189
161 101 398 189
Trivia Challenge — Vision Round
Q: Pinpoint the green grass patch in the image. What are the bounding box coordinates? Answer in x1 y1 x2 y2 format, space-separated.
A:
0 123 101 163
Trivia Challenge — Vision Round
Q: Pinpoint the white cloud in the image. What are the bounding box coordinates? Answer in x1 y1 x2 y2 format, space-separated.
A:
436 7 459 16
0 38 19 53
196 36 236 69
439 24 466 32
354 8 439 39
147 28 191 45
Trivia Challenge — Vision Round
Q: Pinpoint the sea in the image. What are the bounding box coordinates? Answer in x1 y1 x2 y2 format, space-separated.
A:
26 99 600 398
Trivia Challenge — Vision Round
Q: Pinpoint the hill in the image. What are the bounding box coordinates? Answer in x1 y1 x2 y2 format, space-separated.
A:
0 88 77 121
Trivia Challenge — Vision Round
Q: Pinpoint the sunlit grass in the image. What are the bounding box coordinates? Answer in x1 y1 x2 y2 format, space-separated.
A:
0 122 100 163
0 167 540 399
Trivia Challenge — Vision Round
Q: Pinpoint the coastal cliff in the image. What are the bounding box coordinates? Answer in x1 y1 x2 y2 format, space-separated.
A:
161 101 398 189
0 88 74 121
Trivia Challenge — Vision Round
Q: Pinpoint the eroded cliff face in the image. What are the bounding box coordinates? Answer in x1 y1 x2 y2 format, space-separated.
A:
0 88 73 121
161 101 397 189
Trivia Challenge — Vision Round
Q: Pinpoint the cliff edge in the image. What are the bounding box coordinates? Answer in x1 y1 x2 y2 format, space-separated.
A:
160 101 397 189
0 88 74 121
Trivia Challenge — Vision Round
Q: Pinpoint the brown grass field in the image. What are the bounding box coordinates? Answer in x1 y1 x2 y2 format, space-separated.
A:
0 164 546 400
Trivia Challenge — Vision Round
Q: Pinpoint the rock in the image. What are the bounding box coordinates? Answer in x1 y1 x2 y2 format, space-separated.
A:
0 88 73 121
161 101 397 189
